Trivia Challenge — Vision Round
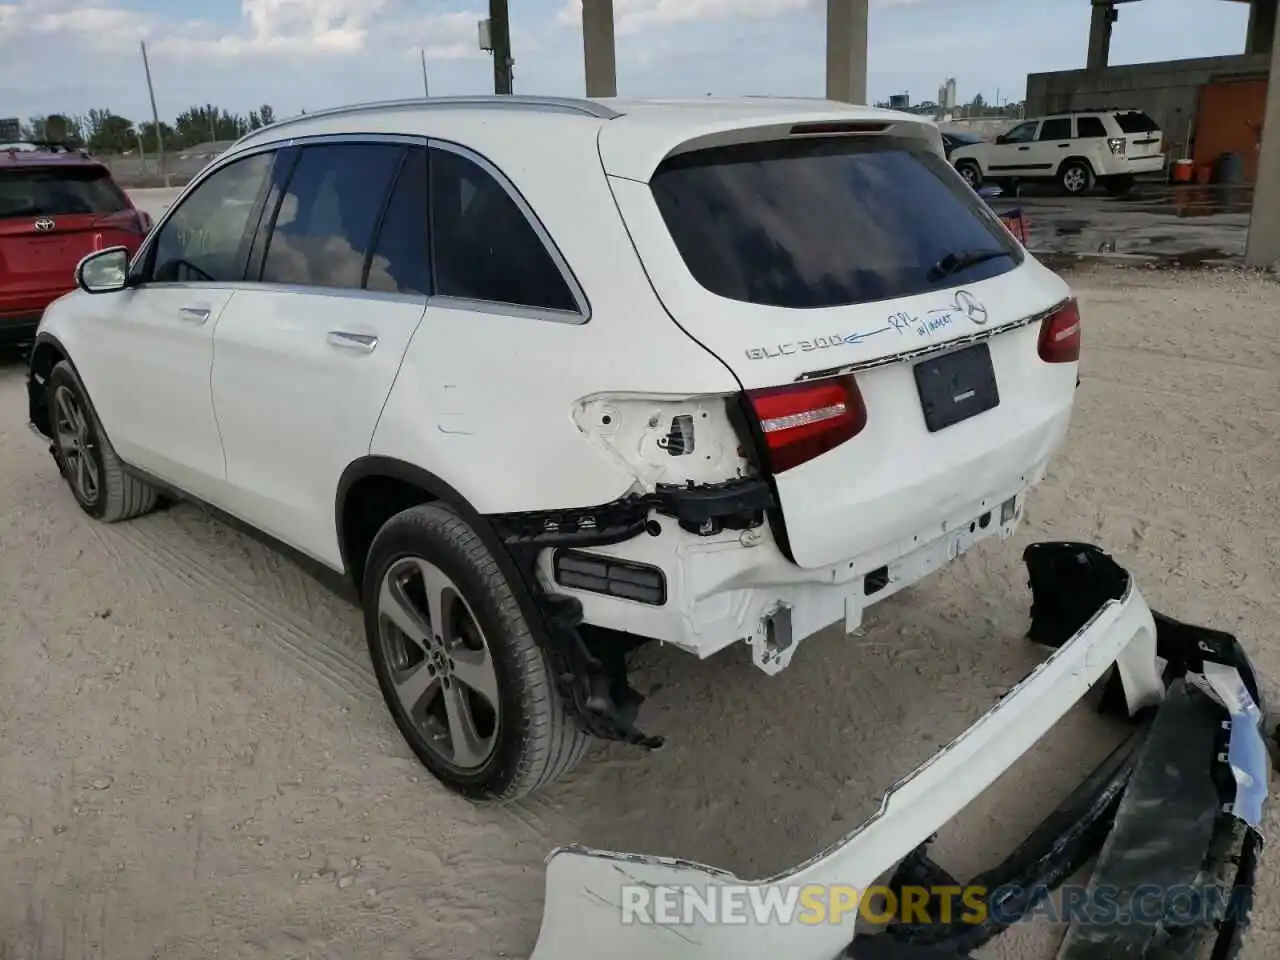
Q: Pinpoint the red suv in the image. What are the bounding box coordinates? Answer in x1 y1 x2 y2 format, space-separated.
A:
1 144 151 345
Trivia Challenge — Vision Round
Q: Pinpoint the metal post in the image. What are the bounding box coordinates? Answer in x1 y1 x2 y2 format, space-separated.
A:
1087 1 1115 71
489 0 513 95
140 41 168 187
421 49 430 97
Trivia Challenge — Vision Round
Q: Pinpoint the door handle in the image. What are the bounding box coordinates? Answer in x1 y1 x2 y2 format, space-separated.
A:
326 331 378 354
1018 146 1030 151
1059 143 1070 148
178 306 211 324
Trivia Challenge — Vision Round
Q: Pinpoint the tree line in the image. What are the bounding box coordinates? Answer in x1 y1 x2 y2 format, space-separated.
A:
18 104 277 155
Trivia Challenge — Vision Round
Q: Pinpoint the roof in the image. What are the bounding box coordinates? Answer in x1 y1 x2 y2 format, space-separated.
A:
1 144 102 169
230 94 940 182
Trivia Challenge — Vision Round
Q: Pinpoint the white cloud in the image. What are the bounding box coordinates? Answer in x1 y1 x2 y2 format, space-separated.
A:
557 0 816 36
0 0 485 60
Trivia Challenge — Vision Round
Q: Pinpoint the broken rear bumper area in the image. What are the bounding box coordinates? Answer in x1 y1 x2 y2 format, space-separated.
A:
529 543 1273 960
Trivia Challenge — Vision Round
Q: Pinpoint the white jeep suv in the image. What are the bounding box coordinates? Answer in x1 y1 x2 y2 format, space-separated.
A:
27 96 1083 800
951 108 1166 195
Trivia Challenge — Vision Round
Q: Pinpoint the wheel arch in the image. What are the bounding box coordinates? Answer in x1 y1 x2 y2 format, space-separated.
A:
1057 155 1098 178
335 457 531 611
27 331 75 439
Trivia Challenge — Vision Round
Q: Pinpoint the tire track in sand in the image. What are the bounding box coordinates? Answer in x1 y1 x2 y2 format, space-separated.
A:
93 515 378 705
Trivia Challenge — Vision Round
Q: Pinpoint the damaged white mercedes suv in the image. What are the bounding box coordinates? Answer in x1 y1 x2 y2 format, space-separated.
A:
28 95 1085 801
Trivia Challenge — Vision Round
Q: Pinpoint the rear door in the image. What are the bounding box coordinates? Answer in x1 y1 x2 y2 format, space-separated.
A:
605 126 1077 570
1112 110 1164 160
0 162 146 306
209 139 429 568
1034 116 1076 172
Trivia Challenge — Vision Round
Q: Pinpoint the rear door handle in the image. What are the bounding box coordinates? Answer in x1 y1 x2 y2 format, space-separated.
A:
1017 146 1031 151
326 331 378 354
178 306 211 324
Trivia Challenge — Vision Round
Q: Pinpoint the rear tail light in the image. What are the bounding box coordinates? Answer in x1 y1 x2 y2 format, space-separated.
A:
747 375 867 473
1107 137 1126 155
1038 299 1082 363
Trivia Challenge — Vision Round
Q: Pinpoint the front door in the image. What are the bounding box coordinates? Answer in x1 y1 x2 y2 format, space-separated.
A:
210 140 430 568
72 149 278 502
985 120 1041 177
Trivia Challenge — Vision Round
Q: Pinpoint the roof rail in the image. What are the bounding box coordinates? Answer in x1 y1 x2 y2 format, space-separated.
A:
233 95 621 148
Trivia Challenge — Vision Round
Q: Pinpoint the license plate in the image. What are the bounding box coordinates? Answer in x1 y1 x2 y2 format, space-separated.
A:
913 342 999 432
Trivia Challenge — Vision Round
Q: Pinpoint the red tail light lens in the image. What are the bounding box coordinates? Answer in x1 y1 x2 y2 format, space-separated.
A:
747 375 867 473
1038 299 1082 363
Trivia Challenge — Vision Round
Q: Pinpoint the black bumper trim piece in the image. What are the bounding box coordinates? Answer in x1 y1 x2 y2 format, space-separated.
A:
845 542 1271 960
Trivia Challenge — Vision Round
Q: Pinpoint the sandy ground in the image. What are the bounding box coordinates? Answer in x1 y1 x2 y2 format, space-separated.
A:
1 264 1277 959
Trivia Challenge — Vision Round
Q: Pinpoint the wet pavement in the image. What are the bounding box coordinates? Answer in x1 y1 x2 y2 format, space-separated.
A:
990 181 1253 265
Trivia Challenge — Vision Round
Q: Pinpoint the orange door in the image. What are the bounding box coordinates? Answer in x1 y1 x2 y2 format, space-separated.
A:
1193 79 1268 182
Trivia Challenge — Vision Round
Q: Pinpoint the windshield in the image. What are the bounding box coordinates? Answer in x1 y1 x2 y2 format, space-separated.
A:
0 166 129 219
650 135 1022 310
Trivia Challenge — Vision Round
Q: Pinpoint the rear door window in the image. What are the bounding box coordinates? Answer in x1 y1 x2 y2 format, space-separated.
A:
649 136 1022 310
1075 116 1108 139
1038 118 1073 141
1113 111 1160 134
0 165 129 219
261 142 405 291
366 146 431 296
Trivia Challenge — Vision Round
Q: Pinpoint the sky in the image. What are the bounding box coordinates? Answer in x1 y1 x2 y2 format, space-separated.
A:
0 0 1255 125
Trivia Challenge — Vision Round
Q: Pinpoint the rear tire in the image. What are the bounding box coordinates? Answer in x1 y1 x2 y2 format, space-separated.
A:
362 503 589 800
47 361 159 523
1059 160 1094 196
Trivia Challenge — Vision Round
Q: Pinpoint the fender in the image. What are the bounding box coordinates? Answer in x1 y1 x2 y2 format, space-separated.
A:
26 330 75 440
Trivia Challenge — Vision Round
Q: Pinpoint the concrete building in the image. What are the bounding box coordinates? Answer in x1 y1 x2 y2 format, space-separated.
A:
1026 0 1280 265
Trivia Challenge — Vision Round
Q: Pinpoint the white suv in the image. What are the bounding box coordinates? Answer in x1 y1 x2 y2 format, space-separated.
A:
26 96 1082 800
950 109 1166 195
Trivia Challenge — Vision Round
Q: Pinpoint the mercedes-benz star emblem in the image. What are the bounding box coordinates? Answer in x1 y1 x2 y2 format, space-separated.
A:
33 218 55 233
953 290 988 326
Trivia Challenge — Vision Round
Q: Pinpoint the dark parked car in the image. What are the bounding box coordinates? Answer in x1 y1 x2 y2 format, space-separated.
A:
941 130 986 159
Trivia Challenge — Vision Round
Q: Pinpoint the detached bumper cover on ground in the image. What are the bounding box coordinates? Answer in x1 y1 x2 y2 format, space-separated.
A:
529 542 1272 960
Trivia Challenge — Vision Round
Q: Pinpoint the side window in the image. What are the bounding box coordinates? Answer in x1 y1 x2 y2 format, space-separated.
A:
1038 118 1072 141
260 142 405 291
366 147 431 296
429 147 578 313
150 152 273 283
1076 116 1108 139
1003 122 1038 144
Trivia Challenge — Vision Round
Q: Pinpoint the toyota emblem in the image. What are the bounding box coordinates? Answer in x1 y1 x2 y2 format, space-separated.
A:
953 290 988 326
33 218 55 233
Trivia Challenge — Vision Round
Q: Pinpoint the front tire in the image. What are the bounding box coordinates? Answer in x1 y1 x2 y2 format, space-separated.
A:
362 503 589 800
47 361 159 523
956 160 982 190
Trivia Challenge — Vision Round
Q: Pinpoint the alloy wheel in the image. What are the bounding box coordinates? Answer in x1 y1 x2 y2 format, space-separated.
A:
1064 167 1088 193
52 385 100 505
376 556 500 772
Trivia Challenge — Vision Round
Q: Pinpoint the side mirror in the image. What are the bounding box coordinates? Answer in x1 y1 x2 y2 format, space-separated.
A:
978 185 1004 200
76 246 131 294
994 135 1008 145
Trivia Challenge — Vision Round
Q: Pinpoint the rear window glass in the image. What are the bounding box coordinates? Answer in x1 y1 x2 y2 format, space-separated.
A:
650 136 1022 310
1113 111 1159 134
0 166 128 219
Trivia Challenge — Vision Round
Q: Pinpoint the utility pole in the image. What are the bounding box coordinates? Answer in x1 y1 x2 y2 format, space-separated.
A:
420 49 430 97
489 0 513 95
139 41 168 187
